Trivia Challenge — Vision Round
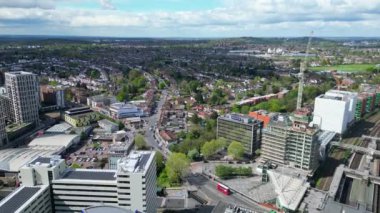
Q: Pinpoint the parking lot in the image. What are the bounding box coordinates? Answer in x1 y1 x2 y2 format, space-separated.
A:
66 141 111 169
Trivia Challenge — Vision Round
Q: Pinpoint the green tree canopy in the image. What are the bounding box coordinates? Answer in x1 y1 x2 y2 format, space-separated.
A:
134 134 147 150
201 138 227 159
166 153 190 184
228 141 245 160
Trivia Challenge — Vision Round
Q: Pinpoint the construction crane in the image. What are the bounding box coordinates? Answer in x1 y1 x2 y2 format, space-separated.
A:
296 31 314 110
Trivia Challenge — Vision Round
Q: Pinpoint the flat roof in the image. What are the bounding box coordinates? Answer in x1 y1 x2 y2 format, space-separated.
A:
61 170 116 181
98 119 118 126
0 147 62 172
118 151 154 173
28 134 79 148
45 122 72 133
0 186 43 213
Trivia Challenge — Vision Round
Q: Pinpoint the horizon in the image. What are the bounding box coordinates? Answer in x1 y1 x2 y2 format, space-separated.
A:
0 0 379 37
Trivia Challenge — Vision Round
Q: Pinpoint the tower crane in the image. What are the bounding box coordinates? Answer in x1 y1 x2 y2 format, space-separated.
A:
296 31 314 110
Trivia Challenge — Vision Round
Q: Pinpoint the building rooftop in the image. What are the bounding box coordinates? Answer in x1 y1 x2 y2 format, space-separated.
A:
219 113 262 125
0 186 45 213
61 169 117 181
28 134 79 148
268 170 309 211
5 71 35 76
98 119 118 127
83 205 133 213
65 106 93 115
118 151 154 173
45 122 72 133
110 103 137 110
0 147 62 172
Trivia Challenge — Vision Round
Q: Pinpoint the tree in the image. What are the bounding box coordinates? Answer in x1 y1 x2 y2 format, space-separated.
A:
187 149 200 161
255 149 261 156
201 138 226 159
210 111 218 120
166 153 190 184
134 134 147 150
228 141 245 160
118 121 125 130
158 82 166 90
215 165 252 179
190 114 201 124
156 152 165 174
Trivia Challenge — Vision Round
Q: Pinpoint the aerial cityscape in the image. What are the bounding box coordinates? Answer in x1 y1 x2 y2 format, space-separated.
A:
0 1 380 213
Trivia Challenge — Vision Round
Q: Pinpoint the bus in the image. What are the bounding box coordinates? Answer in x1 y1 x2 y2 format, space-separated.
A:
217 183 231 195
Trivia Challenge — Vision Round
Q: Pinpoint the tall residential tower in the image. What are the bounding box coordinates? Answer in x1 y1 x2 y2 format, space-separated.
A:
5 71 40 125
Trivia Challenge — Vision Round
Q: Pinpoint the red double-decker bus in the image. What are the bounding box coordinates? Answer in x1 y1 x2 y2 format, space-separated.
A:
217 183 230 195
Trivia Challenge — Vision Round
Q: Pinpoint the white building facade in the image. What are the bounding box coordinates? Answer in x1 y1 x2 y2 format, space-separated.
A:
312 90 357 134
5 71 40 125
7 151 157 213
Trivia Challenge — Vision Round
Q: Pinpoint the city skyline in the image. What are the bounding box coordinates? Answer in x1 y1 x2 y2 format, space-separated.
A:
0 0 379 37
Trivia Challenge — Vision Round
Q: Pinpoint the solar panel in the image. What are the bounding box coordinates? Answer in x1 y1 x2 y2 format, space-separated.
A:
0 187 41 213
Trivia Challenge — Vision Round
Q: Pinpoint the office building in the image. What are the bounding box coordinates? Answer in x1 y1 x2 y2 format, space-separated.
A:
0 94 13 122
64 106 100 127
110 103 144 119
312 90 357 134
261 110 321 171
5 71 40 125
217 113 263 155
4 151 157 213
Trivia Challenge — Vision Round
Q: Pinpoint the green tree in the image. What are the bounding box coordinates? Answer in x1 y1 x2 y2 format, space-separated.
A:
134 134 147 150
118 121 125 130
187 149 200 161
228 141 245 160
190 114 201 124
156 152 165 174
158 82 166 90
166 153 190 184
255 149 261 156
201 138 226 159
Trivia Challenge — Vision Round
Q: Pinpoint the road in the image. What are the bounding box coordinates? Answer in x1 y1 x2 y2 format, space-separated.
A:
186 174 268 212
143 90 169 157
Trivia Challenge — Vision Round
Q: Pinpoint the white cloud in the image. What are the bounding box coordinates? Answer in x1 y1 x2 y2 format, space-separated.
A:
99 0 115 10
0 0 379 36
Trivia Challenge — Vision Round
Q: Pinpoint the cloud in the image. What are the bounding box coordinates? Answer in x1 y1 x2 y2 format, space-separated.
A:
99 0 115 10
0 0 56 9
0 0 379 36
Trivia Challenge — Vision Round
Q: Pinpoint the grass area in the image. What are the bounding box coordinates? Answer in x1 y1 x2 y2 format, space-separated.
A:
310 63 377 72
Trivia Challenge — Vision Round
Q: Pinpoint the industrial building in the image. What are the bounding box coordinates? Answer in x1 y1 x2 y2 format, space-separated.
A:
98 119 119 133
312 90 357 134
109 103 144 119
5 71 40 125
261 110 321 171
217 113 263 155
64 106 101 127
0 151 157 213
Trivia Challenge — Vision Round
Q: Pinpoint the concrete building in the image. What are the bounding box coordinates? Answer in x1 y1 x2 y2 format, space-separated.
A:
98 119 119 133
87 95 117 108
217 113 263 155
40 85 65 109
64 106 101 127
313 90 357 134
0 93 13 122
110 103 144 119
0 185 52 213
261 110 321 171
0 108 8 148
5 71 40 125
4 151 157 213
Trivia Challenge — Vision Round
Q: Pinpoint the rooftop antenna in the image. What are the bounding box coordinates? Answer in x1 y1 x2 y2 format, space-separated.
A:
296 31 314 110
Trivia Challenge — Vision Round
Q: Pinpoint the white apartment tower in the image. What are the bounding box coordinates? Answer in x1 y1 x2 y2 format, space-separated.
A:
5 71 40 125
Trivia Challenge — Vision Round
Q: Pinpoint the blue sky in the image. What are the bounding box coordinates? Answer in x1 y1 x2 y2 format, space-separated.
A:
0 0 379 37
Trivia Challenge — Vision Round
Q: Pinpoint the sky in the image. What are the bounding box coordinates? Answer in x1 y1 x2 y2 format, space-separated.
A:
0 0 379 37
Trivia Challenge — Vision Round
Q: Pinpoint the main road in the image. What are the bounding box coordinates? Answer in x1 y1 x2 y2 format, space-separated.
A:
186 174 268 212
143 89 170 158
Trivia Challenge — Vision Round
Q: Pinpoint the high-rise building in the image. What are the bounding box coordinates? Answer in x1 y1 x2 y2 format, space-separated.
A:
0 106 7 147
5 71 40 125
217 113 263 155
6 151 157 213
312 90 357 134
40 85 65 108
261 110 321 171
